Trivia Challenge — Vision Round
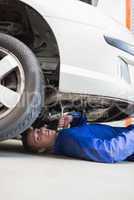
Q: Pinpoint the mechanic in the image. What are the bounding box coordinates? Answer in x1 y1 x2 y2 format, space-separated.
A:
22 112 134 163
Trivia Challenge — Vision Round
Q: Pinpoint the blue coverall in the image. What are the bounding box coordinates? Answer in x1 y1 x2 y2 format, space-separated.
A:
53 112 134 163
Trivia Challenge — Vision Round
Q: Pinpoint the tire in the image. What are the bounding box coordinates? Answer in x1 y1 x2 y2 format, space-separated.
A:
0 33 44 140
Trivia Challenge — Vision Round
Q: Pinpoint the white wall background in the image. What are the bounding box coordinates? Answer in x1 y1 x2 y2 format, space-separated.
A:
97 0 126 26
132 0 134 32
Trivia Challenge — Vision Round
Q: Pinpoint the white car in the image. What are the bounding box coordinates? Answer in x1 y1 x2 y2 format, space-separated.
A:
0 0 133 140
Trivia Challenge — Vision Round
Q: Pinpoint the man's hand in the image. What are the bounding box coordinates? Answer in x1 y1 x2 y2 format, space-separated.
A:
58 115 73 129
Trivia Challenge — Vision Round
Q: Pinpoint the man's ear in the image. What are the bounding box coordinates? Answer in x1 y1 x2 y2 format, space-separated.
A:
29 127 34 132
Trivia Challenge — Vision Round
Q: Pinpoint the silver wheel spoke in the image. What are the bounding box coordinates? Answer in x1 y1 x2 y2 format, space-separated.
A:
0 54 18 79
0 48 25 119
0 85 20 108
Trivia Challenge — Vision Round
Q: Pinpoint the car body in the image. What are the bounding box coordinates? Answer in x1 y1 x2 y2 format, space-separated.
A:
17 0 134 101
0 0 134 128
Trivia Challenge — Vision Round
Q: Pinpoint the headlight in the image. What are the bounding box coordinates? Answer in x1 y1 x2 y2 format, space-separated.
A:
104 35 134 56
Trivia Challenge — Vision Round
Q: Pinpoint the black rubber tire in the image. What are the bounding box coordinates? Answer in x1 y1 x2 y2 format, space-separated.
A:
0 33 44 140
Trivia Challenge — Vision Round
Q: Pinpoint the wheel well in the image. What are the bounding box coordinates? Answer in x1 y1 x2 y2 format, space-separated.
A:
0 0 59 52
0 0 60 87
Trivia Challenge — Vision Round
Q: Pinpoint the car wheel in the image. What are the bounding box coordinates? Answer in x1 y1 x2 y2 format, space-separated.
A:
0 33 44 140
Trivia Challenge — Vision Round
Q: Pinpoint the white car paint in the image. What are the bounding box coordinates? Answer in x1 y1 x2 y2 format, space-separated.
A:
21 0 134 102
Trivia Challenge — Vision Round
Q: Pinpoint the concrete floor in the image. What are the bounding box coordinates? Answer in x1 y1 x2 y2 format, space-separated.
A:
0 140 134 200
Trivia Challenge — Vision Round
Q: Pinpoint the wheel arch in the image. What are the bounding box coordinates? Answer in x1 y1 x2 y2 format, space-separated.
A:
20 0 60 52
0 0 61 66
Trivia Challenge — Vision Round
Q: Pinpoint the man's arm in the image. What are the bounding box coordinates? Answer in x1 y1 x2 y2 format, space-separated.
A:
70 112 87 127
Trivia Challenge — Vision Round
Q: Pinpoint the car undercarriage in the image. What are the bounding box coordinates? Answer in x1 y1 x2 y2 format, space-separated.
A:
0 0 133 125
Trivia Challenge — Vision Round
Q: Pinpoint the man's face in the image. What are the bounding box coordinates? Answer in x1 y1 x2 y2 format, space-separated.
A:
27 128 57 151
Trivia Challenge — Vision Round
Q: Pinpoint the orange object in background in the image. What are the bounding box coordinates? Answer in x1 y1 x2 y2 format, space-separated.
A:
126 0 132 30
124 117 133 127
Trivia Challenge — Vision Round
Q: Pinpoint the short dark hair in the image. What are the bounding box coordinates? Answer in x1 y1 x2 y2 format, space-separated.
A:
21 132 38 153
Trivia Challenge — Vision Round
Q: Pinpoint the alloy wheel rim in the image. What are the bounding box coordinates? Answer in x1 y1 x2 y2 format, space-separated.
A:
0 47 25 119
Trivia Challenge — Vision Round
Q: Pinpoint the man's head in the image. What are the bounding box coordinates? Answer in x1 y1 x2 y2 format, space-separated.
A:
22 127 57 153
22 114 73 153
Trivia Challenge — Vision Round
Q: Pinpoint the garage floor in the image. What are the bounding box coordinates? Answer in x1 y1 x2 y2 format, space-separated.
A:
0 140 134 200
